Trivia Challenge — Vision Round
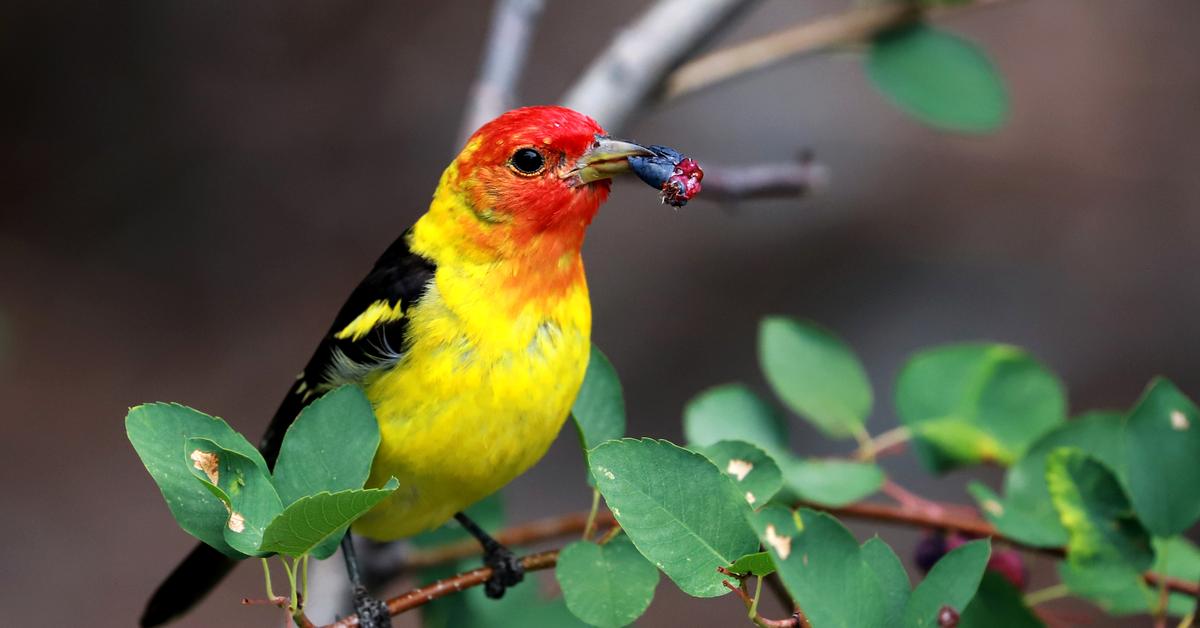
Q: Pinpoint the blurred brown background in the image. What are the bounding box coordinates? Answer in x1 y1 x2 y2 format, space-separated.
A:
3 1 1198 626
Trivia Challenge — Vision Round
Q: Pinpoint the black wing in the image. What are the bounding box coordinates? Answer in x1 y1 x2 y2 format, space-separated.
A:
258 228 436 465
141 229 435 627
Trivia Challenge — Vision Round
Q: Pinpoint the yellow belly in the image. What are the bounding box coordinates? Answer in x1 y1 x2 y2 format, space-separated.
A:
351 282 591 540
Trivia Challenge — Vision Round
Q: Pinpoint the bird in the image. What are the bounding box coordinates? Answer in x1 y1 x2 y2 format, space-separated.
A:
140 106 682 627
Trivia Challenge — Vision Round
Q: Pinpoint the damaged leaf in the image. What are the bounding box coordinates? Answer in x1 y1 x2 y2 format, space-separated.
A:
126 402 271 558
589 439 758 597
185 437 282 557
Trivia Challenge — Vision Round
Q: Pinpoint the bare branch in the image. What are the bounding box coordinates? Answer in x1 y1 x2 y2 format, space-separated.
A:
321 550 561 628
701 154 830 203
560 0 761 133
663 0 1015 102
457 0 546 145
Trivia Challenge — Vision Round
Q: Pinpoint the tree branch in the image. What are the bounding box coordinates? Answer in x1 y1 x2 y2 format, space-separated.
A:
662 0 1015 102
320 550 560 628
700 153 830 204
560 0 761 133
457 0 546 145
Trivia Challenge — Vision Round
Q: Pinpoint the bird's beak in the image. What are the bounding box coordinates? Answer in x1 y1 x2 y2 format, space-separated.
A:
564 136 656 187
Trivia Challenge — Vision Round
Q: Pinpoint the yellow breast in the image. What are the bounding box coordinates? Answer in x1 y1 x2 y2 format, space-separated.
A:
351 266 591 540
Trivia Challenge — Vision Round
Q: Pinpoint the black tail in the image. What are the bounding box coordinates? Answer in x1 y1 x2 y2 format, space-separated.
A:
140 543 238 627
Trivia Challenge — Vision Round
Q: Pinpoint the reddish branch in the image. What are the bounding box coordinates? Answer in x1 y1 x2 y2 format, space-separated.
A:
321 550 560 628
314 497 1197 627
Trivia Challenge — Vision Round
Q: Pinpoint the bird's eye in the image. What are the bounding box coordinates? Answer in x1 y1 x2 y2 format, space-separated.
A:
508 148 545 176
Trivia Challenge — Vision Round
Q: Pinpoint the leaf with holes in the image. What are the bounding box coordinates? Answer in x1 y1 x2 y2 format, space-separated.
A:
556 536 659 628
1124 378 1200 536
753 506 886 628
902 538 991 627
185 437 282 557
684 383 788 455
697 440 782 509
866 25 1008 132
896 343 1065 473
572 346 626 451
589 439 759 597
759 317 872 439
126 402 270 558
259 479 398 557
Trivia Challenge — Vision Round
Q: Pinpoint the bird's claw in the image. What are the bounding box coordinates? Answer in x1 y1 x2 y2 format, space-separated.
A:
483 546 525 599
352 584 391 628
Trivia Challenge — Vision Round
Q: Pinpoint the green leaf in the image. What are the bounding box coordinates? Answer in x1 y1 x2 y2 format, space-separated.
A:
728 551 775 577
421 559 588 628
126 402 269 557
270 385 381 558
861 537 910 623
683 383 788 455
902 538 991 627
969 411 1125 547
779 457 884 507
697 440 783 508
1045 448 1153 571
1124 378 1200 536
572 346 626 450
1057 561 1155 616
259 479 398 558
1061 537 1198 618
589 439 759 597
272 386 380 504
753 506 885 628
866 24 1008 132
759 317 872 439
555 536 659 628
185 437 283 557
958 572 1044 628
896 343 1065 473
1154 536 1200 617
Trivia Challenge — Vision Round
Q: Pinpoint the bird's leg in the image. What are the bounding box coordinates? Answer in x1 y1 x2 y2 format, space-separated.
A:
340 534 391 628
454 512 524 599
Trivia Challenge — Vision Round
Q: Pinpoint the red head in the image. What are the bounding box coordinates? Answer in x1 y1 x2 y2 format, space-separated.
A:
446 107 654 249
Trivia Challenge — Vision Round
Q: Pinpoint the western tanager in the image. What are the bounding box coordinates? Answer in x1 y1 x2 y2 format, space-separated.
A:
141 106 698 627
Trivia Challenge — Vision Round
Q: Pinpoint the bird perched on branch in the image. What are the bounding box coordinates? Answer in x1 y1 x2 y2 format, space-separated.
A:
141 106 698 627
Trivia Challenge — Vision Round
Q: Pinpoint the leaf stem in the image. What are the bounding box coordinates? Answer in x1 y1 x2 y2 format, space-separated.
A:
261 558 276 600
301 554 310 611
1023 583 1070 606
596 524 623 546
749 575 763 619
854 426 912 461
582 488 601 540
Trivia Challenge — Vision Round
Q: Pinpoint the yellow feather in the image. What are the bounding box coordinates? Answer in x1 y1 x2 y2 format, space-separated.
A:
350 163 593 540
333 300 405 341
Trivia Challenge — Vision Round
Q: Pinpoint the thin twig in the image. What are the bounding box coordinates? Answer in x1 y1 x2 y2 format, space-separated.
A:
700 154 830 204
723 579 802 628
561 0 762 132
663 0 1015 102
321 550 560 628
457 0 546 145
